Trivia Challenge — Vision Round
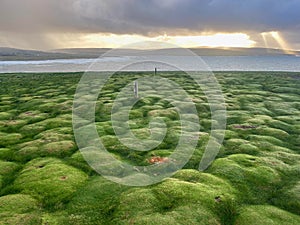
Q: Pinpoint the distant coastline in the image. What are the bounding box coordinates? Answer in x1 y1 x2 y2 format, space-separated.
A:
0 47 299 61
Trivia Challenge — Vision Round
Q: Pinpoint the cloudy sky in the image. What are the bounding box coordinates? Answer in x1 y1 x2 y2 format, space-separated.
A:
0 0 299 50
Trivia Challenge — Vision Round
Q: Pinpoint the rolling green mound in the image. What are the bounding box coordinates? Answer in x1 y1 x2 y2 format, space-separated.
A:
0 71 299 224
235 205 300 225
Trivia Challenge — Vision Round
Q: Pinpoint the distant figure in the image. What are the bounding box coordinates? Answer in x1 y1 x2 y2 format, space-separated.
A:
155 67 157 75
134 80 138 98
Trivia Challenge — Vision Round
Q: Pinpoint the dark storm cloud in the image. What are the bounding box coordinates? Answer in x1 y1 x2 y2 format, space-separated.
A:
1 0 299 34
0 0 299 49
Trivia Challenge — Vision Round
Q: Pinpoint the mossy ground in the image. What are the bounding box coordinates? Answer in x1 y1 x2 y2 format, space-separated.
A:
0 71 299 224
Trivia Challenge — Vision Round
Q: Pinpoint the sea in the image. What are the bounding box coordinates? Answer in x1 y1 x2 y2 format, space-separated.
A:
1 55 300 73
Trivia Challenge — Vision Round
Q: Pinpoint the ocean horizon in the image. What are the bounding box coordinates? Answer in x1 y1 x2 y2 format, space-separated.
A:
1 55 300 73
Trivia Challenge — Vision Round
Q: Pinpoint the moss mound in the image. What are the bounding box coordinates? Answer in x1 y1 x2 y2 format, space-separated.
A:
0 194 41 225
14 158 88 208
273 181 300 214
0 160 19 174
0 148 13 160
19 123 47 137
41 212 69 225
67 176 129 225
41 140 76 157
208 154 281 204
236 205 300 225
0 213 42 225
112 169 236 224
0 194 38 214
118 206 219 225
0 161 20 189
0 132 23 147
34 128 73 142
16 140 76 161
0 112 13 120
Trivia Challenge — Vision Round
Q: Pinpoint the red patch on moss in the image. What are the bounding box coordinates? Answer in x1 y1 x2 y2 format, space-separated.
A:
60 176 68 180
148 156 169 164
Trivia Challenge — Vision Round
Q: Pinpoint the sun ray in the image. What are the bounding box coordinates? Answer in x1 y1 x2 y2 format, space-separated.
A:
270 31 294 54
260 31 295 55
261 33 270 48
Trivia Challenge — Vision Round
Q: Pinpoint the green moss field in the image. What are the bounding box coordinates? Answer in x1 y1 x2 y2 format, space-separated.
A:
0 71 299 224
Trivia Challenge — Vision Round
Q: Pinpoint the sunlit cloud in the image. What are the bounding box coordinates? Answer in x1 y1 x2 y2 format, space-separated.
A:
50 32 255 49
156 33 255 48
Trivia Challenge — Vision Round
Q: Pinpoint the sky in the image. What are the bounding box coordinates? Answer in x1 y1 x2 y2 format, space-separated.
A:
0 0 299 50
